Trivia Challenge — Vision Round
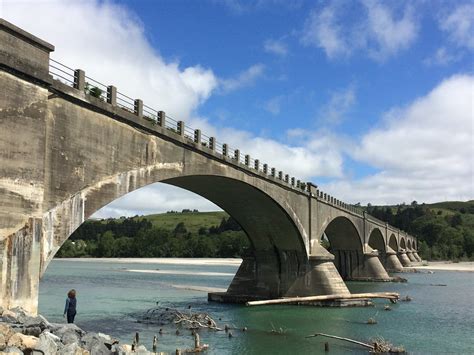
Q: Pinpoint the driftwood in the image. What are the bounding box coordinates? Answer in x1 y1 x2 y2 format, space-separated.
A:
306 332 374 349
246 292 399 306
306 333 405 353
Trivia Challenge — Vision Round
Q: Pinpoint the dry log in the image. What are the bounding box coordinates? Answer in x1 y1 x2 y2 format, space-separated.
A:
246 292 399 306
306 332 374 350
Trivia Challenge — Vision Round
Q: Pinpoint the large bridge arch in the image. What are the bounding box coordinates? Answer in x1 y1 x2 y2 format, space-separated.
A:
321 217 367 280
389 233 399 252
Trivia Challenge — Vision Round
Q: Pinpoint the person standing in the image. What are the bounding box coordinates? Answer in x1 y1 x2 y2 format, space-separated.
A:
63 289 77 323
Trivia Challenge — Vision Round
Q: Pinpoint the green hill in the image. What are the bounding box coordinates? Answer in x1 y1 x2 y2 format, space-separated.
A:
134 211 228 234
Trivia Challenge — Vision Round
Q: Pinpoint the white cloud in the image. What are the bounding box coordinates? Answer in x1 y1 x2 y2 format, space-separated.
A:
439 3 474 50
301 3 349 59
318 86 356 124
264 39 288 57
423 47 458 66
263 95 283 115
3 0 344 217
3 0 218 120
219 64 265 93
322 74 474 204
92 184 220 218
362 0 418 60
301 1 418 61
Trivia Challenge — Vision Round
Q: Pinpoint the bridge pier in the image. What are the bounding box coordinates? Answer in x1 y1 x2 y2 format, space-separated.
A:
406 251 417 263
0 219 43 315
209 246 349 303
397 251 412 267
384 247 404 272
413 252 422 262
332 248 390 281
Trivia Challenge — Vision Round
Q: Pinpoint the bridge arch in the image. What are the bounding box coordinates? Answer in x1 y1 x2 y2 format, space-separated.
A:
400 237 407 250
368 228 386 253
407 239 412 251
388 233 398 252
322 216 363 279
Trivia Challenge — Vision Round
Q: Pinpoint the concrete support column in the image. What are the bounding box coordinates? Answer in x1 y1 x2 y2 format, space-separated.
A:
398 250 412 267
385 246 404 272
406 251 416 262
413 252 422 262
356 250 391 280
0 218 43 314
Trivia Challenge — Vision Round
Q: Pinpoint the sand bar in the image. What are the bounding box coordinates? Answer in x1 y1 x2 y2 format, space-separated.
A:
57 257 242 266
406 261 474 272
125 269 235 276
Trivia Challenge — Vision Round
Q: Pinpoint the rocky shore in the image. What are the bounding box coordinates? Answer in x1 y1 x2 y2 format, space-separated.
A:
0 307 152 354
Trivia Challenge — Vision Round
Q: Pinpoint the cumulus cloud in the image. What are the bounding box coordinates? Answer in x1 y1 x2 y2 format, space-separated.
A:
301 3 349 59
92 184 220 218
2 0 344 217
439 3 474 50
264 39 288 57
322 74 474 204
423 47 458 66
3 0 219 120
301 0 418 61
263 95 284 115
318 86 356 124
219 64 265 93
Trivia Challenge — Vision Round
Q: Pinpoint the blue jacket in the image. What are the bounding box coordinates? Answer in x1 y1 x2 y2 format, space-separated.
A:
64 297 77 314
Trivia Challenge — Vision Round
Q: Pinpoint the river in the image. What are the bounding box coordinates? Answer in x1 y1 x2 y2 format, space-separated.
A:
39 259 474 354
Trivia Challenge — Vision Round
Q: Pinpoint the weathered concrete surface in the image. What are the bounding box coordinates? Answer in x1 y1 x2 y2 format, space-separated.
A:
0 20 418 313
398 251 412 267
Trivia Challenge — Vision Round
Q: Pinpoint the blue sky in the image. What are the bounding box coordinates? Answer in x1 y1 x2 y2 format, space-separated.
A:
3 0 473 216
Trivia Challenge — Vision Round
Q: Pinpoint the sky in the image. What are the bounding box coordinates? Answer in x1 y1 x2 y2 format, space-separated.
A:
2 0 473 217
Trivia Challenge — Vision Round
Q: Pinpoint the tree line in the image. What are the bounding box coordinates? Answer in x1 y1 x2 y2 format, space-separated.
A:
57 216 250 258
366 201 474 261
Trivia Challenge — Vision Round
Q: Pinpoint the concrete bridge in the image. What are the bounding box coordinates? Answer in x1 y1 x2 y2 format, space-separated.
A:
0 20 421 314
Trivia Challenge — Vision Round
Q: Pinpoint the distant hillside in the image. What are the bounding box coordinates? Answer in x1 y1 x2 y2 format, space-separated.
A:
134 211 228 234
364 200 474 261
58 210 248 258
59 200 474 261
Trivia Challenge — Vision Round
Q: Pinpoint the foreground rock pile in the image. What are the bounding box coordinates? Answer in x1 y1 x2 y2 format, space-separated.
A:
0 307 151 354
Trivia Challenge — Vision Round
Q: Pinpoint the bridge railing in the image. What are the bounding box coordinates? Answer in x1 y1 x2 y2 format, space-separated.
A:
47 58 409 231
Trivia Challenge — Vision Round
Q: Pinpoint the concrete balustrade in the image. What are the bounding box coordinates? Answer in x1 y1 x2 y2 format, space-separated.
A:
107 85 117 105
134 99 143 118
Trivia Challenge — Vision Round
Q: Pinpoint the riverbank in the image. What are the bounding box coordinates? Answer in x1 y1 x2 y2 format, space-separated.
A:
407 261 474 272
0 307 151 354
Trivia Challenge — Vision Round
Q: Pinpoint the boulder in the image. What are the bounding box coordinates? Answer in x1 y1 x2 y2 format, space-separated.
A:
51 323 84 345
7 333 38 350
1 346 23 354
37 332 59 354
81 332 116 353
0 311 17 324
23 326 42 337
0 324 15 342
59 342 92 355
0 333 6 351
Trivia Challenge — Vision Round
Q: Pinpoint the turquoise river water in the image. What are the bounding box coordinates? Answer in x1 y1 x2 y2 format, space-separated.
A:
39 259 474 354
